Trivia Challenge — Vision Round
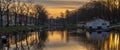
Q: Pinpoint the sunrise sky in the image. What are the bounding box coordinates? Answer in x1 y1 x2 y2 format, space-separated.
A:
33 0 91 18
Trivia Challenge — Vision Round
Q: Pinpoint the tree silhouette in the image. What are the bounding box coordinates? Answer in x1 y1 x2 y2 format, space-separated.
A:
65 1 120 24
0 1 48 27
35 5 48 26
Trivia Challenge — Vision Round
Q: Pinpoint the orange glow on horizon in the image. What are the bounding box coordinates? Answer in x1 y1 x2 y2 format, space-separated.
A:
46 8 74 18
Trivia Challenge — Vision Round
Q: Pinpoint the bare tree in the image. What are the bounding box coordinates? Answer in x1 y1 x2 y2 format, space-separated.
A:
10 0 20 26
35 5 48 26
5 0 11 26
0 0 7 27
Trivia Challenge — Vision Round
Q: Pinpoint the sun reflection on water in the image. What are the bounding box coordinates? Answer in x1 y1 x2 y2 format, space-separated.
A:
104 33 120 50
7 31 120 50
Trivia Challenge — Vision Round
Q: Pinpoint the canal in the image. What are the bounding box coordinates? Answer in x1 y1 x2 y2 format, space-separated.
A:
0 30 120 50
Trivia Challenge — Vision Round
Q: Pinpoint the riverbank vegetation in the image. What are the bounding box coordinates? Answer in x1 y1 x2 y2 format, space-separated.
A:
47 0 120 30
1 0 120 33
0 0 48 33
65 0 120 25
0 26 40 33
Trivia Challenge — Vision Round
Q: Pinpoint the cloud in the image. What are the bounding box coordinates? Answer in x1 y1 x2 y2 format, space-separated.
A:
31 0 90 17
47 6 80 9
20 0 90 9
39 0 86 5
34 0 89 9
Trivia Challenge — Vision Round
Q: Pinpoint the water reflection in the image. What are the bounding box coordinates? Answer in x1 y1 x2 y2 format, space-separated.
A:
36 31 48 50
86 31 110 41
86 31 120 50
1 30 120 50
47 31 67 43
2 30 88 50
44 31 87 50
103 33 120 50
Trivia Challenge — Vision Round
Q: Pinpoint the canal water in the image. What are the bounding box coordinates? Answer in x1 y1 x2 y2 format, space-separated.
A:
0 30 120 50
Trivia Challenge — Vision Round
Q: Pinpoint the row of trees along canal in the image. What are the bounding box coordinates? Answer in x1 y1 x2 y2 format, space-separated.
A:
1 0 120 29
0 0 48 27
64 0 120 25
